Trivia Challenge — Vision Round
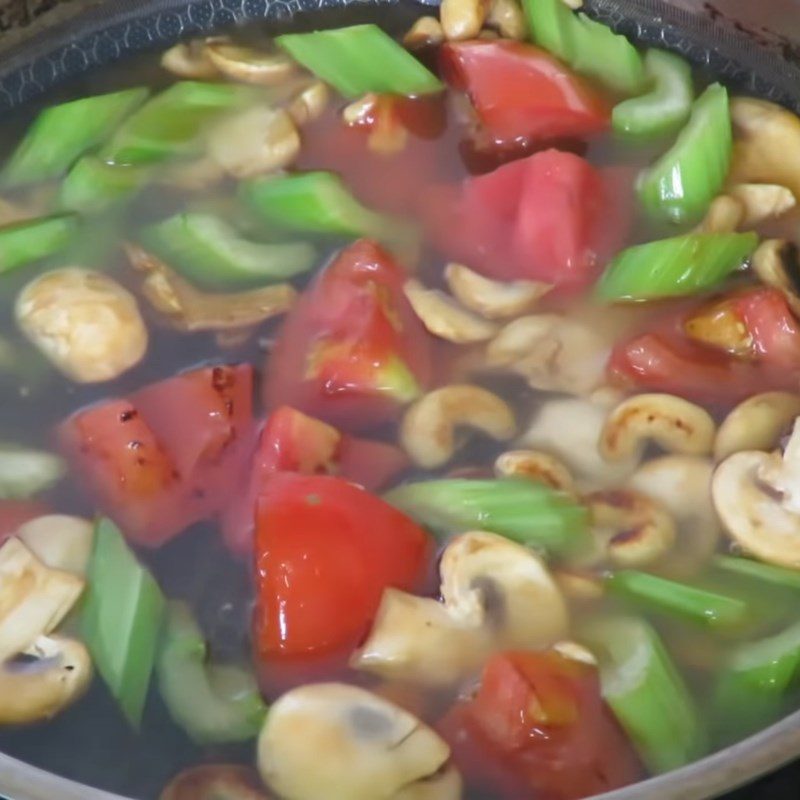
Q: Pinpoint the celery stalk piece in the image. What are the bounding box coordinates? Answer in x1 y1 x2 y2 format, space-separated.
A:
607 570 750 631
59 157 149 214
638 83 733 224
713 620 800 741
0 214 80 274
0 444 65 499
713 555 800 593
596 231 757 301
276 24 443 98
613 49 694 138
384 478 590 558
157 602 267 744
81 518 166 728
142 212 316 289
2 87 149 187
523 0 645 95
102 81 255 165
581 615 705 773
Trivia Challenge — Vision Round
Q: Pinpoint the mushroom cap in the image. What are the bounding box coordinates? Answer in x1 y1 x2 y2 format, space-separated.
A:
752 239 800 317
204 41 298 85
712 449 800 569
16 515 94 577
258 684 460 800
160 765 271 800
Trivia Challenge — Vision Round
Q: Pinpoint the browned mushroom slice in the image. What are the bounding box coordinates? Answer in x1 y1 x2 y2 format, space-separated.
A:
161 765 272 800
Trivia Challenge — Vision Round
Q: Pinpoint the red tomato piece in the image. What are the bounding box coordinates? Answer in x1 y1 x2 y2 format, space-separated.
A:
59 365 254 547
253 473 431 660
264 240 433 430
439 651 641 800
440 40 610 146
429 149 630 291
0 501 50 546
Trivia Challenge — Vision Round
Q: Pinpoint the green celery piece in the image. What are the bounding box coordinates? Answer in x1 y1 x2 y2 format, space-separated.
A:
613 49 694 138
713 555 800 593
384 478 590 558
580 616 705 773
2 87 149 187
523 0 645 95
81 518 166 728
0 444 65 499
713 620 800 741
59 157 149 214
596 232 757 301
102 81 254 165
157 602 267 745
276 25 443 98
142 212 316 289
0 214 80 274
608 570 750 631
638 83 732 224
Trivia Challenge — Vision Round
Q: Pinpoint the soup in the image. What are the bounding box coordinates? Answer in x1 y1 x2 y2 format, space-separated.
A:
0 2 799 798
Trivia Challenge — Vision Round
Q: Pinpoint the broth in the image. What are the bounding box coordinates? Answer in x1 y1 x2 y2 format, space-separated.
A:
0 6 798 800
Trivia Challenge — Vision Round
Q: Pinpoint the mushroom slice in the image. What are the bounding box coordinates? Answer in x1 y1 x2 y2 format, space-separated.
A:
126 244 296 332
520 397 642 490
16 515 94 577
400 384 516 469
444 263 551 320
403 16 445 48
752 239 800 317
494 449 576 494
16 268 148 384
287 81 329 126
351 589 491 687
161 766 271 800
204 41 298 85
0 538 84 663
161 40 220 79
485 0 526 39
730 98 800 199
695 194 744 234
629 456 721 578
728 183 796 226
488 314 611 396
403 279 497 343
0 635 92 725
600 394 716 461
712 425 800 569
715 391 800 462
258 684 461 800
208 106 301 179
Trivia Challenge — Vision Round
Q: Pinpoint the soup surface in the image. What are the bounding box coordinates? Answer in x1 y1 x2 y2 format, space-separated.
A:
1 3 800 799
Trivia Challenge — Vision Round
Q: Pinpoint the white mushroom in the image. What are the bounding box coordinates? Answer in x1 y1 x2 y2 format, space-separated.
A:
728 183 796 226
629 456 721 578
353 531 568 687
600 394 716 461
0 538 84 663
553 640 597 666
554 569 605 601
403 16 445 48
208 106 300 179
487 314 611 396
161 40 220 79
494 449 576 494
161 766 271 800
287 81 330 126
695 194 745 234
444 263 551 320
715 392 800 462
752 239 800 317
485 0 526 38
713 418 800 568
258 684 461 800
520 397 642 490
440 0 488 40
16 516 94 577
403 280 497 343
0 635 92 725
204 41 298 85
0 444 64 500
400 384 516 469
16 268 148 383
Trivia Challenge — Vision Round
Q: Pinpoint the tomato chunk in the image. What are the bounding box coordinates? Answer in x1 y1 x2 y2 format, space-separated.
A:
441 40 610 147
264 240 434 430
253 473 431 661
220 406 408 556
440 651 641 800
429 149 630 291
59 365 254 547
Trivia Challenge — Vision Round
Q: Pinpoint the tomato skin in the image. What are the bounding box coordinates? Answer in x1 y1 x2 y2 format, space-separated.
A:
439 651 641 800
59 365 254 547
440 40 610 146
253 474 431 661
429 149 629 290
264 240 434 430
